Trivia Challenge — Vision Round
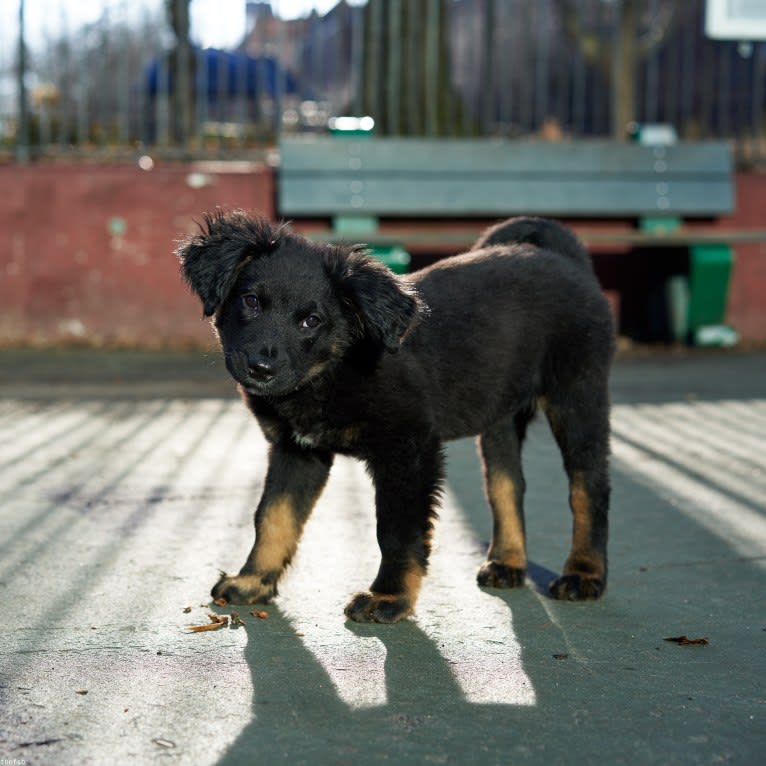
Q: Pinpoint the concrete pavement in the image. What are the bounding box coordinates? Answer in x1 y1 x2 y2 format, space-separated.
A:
0 349 764 765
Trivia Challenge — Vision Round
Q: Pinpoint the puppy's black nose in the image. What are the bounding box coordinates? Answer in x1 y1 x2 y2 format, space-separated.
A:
248 358 276 381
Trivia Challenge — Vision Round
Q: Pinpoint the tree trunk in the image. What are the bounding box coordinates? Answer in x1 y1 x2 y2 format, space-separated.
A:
612 0 639 139
167 0 193 145
362 0 464 136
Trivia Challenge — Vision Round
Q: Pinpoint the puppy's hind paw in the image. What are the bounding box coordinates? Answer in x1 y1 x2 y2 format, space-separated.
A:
548 574 605 601
477 561 526 589
344 591 413 624
211 572 276 605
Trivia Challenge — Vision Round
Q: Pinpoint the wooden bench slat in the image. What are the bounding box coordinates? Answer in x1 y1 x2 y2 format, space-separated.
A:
280 178 733 217
279 138 732 174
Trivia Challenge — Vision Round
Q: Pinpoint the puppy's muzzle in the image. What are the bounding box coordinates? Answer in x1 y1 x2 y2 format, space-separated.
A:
224 349 278 389
247 355 276 382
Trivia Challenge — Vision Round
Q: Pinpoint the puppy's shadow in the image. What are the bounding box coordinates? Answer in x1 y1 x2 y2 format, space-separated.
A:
215 607 469 765
344 617 465 704
526 560 560 596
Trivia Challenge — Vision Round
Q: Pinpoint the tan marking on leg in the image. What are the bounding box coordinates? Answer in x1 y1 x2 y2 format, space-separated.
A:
566 472 604 577
486 471 526 569
373 560 424 601
401 561 424 603
369 561 424 619
223 574 263 591
570 473 592 553
253 495 299 572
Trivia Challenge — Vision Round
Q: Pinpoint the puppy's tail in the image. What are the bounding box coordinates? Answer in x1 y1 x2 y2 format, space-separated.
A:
473 216 592 272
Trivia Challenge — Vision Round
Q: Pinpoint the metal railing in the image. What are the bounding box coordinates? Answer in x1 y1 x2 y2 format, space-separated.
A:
1 0 764 163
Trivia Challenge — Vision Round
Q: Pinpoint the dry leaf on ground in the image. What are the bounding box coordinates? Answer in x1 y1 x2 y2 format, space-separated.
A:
187 613 229 633
663 635 709 646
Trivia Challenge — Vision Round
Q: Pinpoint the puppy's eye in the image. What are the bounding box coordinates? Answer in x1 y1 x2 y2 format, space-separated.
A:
242 295 260 312
301 314 322 330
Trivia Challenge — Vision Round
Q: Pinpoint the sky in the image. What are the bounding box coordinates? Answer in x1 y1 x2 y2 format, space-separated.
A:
0 0 364 52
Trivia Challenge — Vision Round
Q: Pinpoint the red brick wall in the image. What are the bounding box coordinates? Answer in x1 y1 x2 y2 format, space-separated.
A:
719 172 766 343
0 162 275 348
1 163 764 346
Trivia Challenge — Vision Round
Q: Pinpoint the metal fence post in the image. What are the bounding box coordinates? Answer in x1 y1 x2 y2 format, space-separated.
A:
15 0 29 162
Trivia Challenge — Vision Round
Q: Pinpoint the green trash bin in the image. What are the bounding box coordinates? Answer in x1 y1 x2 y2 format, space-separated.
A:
641 217 735 345
688 243 738 346
687 244 734 331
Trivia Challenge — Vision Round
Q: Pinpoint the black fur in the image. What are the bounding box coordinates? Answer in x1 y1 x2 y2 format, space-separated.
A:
472 215 593 272
180 209 284 317
176 210 615 622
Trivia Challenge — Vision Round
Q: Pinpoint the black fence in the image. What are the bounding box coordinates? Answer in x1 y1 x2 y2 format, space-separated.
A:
2 0 765 163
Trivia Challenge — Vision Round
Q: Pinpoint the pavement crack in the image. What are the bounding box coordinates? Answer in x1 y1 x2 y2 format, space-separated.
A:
16 738 64 749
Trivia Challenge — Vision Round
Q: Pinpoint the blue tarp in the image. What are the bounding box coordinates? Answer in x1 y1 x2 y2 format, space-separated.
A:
145 47 301 101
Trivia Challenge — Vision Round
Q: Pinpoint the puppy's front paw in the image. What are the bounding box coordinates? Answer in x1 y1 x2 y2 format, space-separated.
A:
548 573 605 601
344 591 412 624
211 572 276 605
477 561 526 588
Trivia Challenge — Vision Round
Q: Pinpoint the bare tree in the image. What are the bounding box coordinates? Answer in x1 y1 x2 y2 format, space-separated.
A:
28 7 165 148
166 0 193 144
563 0 676 138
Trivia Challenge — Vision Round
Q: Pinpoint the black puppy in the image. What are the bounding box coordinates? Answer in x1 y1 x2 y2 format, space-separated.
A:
177 211 614 623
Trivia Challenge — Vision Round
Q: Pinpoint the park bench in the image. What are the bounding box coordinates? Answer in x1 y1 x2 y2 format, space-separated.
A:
278 136 763 342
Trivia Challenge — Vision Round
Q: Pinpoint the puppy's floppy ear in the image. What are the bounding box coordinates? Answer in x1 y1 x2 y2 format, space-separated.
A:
176 209 281 317
332 247 428 352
